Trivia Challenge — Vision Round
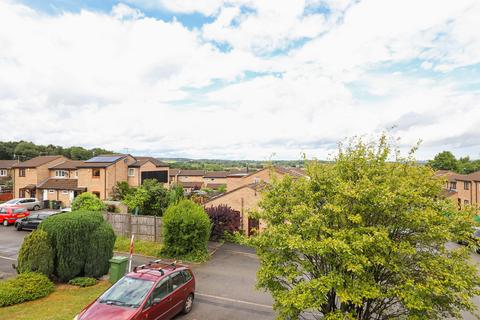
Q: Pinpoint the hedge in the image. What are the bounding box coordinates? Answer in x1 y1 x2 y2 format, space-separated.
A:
17 229 54 276
205 205 241 241
0 272 54 307
161 200 211 260
68 277 97 287
39 211 115 282
71 192 106 212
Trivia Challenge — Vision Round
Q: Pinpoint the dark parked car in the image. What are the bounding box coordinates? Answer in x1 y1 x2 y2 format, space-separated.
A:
74 261 195 320
14 213 55 231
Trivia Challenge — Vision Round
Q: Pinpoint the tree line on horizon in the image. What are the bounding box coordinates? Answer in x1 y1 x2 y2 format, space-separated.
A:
428 150 480 174
0 141 113 161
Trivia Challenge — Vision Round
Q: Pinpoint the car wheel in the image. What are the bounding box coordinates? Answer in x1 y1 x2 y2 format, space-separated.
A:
33 205 40 211
183 294 194 314
16 224 22 231
3 220 8 226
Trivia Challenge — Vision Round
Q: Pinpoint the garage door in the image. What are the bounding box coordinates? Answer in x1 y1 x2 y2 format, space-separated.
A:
141 171 168 184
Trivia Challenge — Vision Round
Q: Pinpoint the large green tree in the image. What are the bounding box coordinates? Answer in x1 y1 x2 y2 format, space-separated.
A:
253 136 479 320
427 151 458 171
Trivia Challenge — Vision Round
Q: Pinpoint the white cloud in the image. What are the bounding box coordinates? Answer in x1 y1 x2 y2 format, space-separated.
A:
0 0 479 160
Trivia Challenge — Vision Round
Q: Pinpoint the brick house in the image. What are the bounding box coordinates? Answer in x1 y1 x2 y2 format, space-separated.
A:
204 183 266 236
226 166 305 191
11 155 68 199
127 157 169 187
0 160 18 187
203 171 227 190
438 170 480 209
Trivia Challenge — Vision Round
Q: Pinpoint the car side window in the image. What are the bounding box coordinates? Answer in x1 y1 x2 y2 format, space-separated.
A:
14 209 26 214
181 270 192 282
145 278 171 309
171 272 185 291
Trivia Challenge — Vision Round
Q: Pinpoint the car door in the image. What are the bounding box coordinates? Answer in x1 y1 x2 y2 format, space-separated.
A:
26 215 38 229
169 271 188 315
140 277 175 320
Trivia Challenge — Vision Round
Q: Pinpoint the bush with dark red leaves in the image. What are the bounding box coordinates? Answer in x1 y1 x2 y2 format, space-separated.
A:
205 205 241 241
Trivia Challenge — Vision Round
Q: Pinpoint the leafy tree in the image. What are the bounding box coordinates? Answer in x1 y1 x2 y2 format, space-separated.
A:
161 200 211 260
123 179 170 216
17 230 54 277
71 192 107 212
168 185 184 205
111 181 135 201
253 136 480 320
14 141 40 160
69 146 92 160
205 205 241 241
428 151 458 171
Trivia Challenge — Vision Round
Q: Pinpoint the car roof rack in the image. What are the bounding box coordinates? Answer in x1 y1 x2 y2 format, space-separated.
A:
133 260 178 274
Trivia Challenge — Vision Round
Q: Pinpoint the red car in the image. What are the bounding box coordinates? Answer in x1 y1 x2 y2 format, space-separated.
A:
0 206 30 226
75 261 195 320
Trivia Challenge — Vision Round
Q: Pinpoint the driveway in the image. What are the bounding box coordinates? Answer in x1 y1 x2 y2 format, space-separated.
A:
124 242 275 320
0 225 25 277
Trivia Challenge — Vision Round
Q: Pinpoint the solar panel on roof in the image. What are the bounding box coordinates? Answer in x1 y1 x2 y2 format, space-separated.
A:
85 156 123 163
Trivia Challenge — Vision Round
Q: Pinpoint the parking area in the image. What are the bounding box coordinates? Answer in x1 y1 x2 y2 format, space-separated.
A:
0 228 275 319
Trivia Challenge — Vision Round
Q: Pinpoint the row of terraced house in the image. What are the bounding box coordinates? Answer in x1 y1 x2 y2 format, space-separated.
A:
437 170 480 209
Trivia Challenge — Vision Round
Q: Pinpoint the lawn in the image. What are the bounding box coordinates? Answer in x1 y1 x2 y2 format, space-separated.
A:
114 236 163 257
0 281 110 320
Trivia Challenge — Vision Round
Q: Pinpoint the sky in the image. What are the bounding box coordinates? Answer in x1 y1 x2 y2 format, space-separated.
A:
0 0 479 160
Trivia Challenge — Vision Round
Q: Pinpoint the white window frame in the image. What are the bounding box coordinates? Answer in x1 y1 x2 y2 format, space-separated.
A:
62 190 69 195
55 170 68 178
0 169 7 177
253 177 260 184
128 168 135 177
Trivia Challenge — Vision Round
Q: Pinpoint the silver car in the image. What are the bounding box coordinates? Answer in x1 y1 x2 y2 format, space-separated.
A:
0 198 42 211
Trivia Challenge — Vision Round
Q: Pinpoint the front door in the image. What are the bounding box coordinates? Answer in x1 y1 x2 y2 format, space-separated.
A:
248 218 259 236
43 190 48 201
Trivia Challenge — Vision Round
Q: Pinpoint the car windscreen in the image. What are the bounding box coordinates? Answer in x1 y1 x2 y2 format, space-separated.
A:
98 276 154 308
4 199 17 204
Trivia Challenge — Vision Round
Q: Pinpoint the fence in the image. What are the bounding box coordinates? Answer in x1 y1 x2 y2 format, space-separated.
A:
103 213 163 243
0 192 13 202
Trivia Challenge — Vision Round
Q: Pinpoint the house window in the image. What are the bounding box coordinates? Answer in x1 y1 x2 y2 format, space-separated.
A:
253 177 260 184
450 182 457 190
464 181 470 190
49 190 55 193
92 169 101 178
62 190 69 194
464 199 470 205
19 168 26 177
55 170 68 178
92 191 101 198
74 170 78 177
0 169 6 177
128 168 135 177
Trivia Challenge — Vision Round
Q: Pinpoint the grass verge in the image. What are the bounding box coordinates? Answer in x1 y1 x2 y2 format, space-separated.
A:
0 281 110 320
114 236 163 257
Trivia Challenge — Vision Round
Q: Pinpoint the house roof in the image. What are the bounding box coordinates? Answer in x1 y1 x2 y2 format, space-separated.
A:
0 160 18 169
204 182 267 205
129 157 169 168
76 162 111 168
441 189 458 198
466 171 480 181
37 178 85 191
12 156 64 168
241 166 306 179
226 169 251 177
49 160 84 170
177 181 204 188
204 171 228 178
169 169 180 176
177 170 205 176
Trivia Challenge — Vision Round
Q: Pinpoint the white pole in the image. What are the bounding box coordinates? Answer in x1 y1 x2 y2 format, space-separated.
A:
128 234 135 272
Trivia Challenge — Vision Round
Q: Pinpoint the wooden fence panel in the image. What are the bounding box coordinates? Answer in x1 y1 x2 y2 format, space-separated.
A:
103 213 162 243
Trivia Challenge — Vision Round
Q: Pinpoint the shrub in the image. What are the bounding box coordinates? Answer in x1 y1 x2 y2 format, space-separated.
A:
123 179 169 216
0 272 54 307
72 192 106 212
17 229 54 276
205 205 241 241
111 181 134 201
68 277 97 287
161 200 211 260
39 211 115 282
